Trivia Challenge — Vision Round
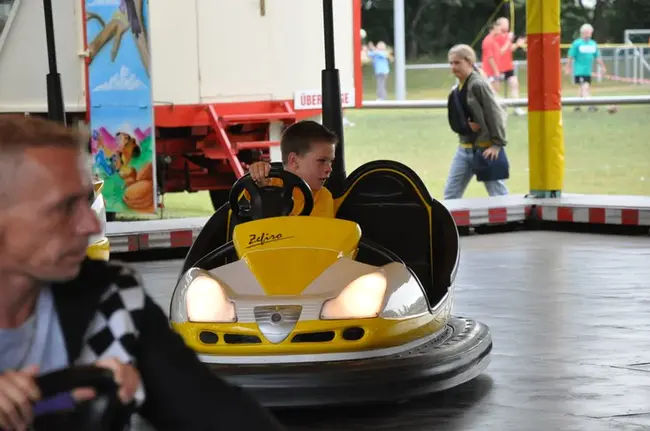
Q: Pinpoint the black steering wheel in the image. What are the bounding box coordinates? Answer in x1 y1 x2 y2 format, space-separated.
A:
32 366 131 431
229 167 314 220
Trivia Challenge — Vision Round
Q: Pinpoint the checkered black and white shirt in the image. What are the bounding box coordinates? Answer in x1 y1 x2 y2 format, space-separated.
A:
51 258 285 430
72 263 148 406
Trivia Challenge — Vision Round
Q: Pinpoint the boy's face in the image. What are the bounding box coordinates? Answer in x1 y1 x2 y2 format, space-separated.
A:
286 141 335 191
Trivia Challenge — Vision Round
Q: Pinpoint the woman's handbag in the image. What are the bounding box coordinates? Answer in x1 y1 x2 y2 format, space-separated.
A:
473 146 510 182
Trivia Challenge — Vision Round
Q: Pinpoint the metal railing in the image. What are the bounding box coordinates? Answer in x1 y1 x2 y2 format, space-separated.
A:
406 44 650 86
362 95 650 109
406 53 649 85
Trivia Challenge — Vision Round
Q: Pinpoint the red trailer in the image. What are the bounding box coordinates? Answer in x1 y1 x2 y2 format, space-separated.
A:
0 0 362 213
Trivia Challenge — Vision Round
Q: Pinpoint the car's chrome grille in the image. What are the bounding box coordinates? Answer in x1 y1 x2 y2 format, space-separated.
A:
254 305 302 344
237 303 321 322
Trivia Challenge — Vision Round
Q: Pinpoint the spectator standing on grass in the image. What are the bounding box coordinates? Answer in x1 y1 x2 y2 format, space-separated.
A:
565 23 608 112
481 22 502 95
494 17 526 116
366 41 393 101
444 44 509 200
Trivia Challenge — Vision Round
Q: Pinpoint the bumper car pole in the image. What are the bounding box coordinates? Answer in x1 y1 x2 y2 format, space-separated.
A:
321 0 345 195
43 0 66 125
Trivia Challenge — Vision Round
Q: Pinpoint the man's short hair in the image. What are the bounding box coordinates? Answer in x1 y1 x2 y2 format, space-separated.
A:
280 120 338 164
0 115 89 203
0 115 89 156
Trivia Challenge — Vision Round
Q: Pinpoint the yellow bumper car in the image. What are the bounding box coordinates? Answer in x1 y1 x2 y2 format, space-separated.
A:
169 162 492 407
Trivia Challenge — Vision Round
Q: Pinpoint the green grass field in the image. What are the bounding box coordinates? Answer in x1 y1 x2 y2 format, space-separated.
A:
120 64 650 220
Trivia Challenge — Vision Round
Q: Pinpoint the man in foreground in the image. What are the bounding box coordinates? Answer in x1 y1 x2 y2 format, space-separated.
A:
0 115 284 430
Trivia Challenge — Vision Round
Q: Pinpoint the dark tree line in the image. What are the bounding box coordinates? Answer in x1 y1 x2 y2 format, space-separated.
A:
361 0 650 60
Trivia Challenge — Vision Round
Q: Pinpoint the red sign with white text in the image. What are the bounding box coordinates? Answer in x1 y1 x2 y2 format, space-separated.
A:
293 89 356 110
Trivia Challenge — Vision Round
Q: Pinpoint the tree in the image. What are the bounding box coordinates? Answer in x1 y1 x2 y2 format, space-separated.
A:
361 0 644 59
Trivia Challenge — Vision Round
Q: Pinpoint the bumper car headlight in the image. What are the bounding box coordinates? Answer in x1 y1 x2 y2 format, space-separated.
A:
185 275 237 323
320 272 387 320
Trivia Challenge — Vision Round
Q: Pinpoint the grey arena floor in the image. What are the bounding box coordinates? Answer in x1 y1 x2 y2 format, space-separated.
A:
131 231 650 431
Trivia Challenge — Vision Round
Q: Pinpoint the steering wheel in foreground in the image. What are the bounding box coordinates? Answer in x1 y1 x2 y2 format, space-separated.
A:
229 167 314 220
32 366 130 431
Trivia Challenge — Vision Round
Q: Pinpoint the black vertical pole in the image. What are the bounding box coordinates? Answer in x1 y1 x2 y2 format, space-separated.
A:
43 0 66 125
321 0 345 195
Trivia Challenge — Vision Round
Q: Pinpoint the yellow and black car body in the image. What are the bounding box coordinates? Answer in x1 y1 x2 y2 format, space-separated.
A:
87 179 110 261
169 160 492 407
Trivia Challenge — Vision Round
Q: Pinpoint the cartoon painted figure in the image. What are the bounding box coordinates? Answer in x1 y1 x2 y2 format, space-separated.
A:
86 0 155 214
113 131 154 212
93 131 118 176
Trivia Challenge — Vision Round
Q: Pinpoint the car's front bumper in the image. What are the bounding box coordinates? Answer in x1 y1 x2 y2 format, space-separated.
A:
87 237 110 261
204 317 492 408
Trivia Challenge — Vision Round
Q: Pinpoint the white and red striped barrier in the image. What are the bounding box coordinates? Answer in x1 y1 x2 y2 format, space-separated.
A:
532 194 650 226
107 194 650 253
445 196 529 227
108 217 206 253
535 205 650 226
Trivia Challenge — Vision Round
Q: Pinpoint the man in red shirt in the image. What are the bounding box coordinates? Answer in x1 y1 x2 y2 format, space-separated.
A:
494 17 526 115
481 22 502 94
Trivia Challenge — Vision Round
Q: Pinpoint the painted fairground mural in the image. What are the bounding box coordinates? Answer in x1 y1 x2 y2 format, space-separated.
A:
85 0 156 214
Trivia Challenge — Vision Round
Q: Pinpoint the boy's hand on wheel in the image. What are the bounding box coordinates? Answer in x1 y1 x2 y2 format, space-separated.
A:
248 162 271 186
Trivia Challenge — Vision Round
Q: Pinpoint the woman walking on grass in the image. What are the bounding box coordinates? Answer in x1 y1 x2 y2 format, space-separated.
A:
443 44 510 200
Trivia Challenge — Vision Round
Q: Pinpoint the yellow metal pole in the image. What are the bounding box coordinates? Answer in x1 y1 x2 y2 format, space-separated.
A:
526 0 564 197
